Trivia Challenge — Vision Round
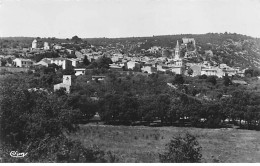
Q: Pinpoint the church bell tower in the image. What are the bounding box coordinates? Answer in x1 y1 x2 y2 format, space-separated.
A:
174 40 180 60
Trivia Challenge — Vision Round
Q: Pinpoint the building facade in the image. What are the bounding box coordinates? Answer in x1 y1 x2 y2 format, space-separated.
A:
44 42 50 50
13 58 34 68
32 39 37 49
50 58 72 69
74 68 86 76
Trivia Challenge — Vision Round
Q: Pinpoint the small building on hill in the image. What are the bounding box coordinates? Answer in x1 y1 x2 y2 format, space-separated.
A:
74 68 86 76
201 67 217 76
13 58 34 68
109 64 123 71
141 66 157 74
50 58 72 69
68 58 80 67
126 61 141 70
54 75 72 93
44 42 50 50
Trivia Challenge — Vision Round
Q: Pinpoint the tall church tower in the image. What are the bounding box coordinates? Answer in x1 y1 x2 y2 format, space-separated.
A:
170 40 185 74
174 40 180 60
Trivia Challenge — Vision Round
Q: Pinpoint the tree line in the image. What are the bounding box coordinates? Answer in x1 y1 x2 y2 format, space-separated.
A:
70 70 260 130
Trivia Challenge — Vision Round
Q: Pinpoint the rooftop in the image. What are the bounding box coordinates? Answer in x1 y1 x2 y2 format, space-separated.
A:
232 80 248 85
14 58 33 62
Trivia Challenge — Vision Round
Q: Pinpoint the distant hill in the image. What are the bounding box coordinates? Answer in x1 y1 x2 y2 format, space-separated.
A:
0 37 69 48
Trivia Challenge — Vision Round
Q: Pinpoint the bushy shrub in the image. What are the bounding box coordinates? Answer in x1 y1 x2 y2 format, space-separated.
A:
173 74 184 85
199 74 207 79
159 133 202 163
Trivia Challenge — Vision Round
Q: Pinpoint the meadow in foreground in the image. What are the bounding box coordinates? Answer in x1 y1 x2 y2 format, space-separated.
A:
70 124 260 163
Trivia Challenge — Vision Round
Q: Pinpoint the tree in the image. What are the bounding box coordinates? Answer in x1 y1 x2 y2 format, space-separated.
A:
66 53 77 59
187 68 193 76
173 74 184 85
203 102 222 128
223 74 232 86
1 59 7 66
63 66 75 75
199 74 207 79
159 133 202 163
138 96 157 123
96 56 113 69
206 76 217 85
155 94 171 124
83 56 91 66
99 92 140 124
71 35 83 44
244 69 252 77
133 66 141 72
166 70 175 76
33 51 59 62
252 68 260 77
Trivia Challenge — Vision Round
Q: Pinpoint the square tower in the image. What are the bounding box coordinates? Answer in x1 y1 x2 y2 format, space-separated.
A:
63 75 72 86
32 39 37 49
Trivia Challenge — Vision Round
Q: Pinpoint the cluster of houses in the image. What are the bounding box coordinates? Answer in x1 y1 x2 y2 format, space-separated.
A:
0 38 252 95
106 39 245 78
31 39 62 51
188 62 245 77
97 40 185 75
1 38 246 79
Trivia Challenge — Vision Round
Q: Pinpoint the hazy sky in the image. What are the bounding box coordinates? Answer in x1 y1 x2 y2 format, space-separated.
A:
0 0 260 38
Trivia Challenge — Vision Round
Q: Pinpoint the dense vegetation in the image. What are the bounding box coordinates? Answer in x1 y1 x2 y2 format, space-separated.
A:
69 69 260 129
0 73 117 162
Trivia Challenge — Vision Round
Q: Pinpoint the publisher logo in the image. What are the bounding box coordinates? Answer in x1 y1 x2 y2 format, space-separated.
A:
10 151 28 158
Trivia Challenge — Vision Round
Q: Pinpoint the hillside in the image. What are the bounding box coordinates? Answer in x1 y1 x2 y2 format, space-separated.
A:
86 33 260 68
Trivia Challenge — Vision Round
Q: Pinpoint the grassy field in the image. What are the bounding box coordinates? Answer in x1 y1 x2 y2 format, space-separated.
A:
69 124 260 163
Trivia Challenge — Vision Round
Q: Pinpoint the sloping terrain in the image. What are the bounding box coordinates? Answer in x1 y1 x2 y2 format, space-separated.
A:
86 33 260 68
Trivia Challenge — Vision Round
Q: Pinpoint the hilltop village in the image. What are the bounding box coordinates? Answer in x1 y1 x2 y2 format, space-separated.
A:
0 36 247 78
